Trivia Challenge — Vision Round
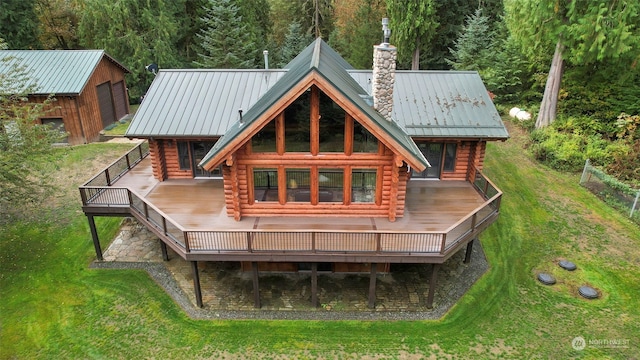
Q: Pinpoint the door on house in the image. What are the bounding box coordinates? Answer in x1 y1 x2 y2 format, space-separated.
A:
413 142 458 179
191 141 218 178
414 143 443 178
96 82 116 128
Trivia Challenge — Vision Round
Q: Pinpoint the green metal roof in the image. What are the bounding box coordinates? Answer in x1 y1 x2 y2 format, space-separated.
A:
198 38 429 170
0 50 129 95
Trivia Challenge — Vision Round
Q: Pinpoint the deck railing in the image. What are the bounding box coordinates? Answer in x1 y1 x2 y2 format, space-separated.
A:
80 142 149 205
80 150 502 258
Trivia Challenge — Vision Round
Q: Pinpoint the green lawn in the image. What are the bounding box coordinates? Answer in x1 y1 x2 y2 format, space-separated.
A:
1 123 638 358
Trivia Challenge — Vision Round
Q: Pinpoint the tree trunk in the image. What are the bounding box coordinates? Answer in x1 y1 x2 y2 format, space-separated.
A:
536 40 565 128
411 38 420 70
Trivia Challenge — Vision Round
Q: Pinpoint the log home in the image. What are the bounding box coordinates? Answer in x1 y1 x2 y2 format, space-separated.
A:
0 50 130 144
80 38 508 309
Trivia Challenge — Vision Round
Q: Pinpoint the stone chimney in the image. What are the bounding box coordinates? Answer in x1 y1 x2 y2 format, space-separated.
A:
372 18 396 121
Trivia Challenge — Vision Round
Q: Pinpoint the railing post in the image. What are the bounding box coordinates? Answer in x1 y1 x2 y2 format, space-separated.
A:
125 153 131 169
376 233 382 253
105 168 111 186
247 232 253 252
183 232 191 253
440 233 447 254
312 232 316 253
471 213 477 231
80 188 88 205
162 217 167 235
138 143 143 160
143 202 149 219
483 176 489 195
127 190 133 207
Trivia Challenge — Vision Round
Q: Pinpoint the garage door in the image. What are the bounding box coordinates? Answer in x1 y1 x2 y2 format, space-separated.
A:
96 82 115 128
113 80 128 120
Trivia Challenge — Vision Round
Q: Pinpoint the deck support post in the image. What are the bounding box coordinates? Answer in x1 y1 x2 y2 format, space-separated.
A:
252 262 261 308
311 263 318 308
87 215 103 261
464 239 474 264
160 240 169 261
191 261 203 308
426 264 440 309
368 263 377 309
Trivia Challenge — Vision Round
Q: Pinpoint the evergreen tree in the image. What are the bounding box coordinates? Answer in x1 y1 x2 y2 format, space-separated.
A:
78 0 184 100
0 0 41 49
195 0 256 68
448 9 493 71
237 0 273 67
385 0 439 70
278 22 313 68
506 0 640 127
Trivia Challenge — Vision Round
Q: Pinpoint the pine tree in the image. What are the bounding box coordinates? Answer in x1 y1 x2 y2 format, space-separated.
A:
447 9 493 71
278 22 313 68
195 0 256 68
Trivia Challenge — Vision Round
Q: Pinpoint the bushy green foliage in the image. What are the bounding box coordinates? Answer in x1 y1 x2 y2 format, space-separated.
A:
559 67 640 121
0 48 66 220
529 116 630 171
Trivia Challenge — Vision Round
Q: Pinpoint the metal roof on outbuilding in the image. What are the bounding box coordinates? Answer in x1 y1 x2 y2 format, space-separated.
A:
0 50 129 95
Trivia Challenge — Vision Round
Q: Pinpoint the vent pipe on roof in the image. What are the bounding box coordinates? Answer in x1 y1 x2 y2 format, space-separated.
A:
238 109 244 126
372 18 396 122
263 50 269 70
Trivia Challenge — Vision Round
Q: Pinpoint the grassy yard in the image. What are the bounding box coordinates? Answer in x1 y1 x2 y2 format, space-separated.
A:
1 122 638 358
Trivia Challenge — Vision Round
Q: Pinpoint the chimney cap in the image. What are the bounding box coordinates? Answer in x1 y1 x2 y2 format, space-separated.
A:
382 18 391 46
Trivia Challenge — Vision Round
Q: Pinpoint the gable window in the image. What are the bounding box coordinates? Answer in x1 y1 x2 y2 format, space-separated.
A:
284 90 311 152
252 118 277 152
318 92 345 153
353 120 378 153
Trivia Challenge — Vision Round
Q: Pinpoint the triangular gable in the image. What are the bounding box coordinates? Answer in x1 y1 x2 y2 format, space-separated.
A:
199 39 429 172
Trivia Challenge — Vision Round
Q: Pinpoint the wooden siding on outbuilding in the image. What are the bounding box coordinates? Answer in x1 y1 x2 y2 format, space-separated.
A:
0 50 130 145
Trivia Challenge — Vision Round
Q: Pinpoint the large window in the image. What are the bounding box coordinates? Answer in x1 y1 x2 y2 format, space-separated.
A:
251 119 277 152
351 168 376 203
412 142 457 178
318 92 345 153
318 168 343 203
248 85 383 205
284 90 310 152
353 121 378 153
177 141 220 177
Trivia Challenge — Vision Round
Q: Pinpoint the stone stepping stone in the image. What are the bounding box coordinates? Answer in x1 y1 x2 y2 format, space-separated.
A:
537 273 556 285
559 260 577 271
578 286 599 299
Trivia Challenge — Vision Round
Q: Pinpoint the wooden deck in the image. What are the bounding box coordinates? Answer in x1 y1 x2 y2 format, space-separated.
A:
115 157 485 233
80 143 501 263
